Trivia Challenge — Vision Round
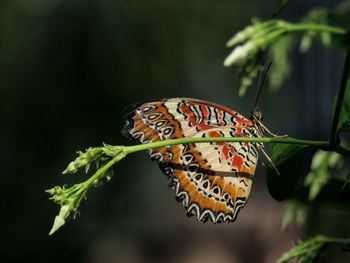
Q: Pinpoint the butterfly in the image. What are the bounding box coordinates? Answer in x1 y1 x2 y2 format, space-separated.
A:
122 98 277 223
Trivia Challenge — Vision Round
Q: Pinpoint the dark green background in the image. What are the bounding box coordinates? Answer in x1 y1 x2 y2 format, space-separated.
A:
0 0 347 262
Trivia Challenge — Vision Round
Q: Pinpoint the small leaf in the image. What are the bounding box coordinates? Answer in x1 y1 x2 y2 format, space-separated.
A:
277 235 345 263
266 144 309 201
310 150 327 170
281 200 307 230
338 79 350 131
327 152 342 168
305 170 327 200
304 151 344 200
299 31 316 53
321 31 331 47
85 163 91 174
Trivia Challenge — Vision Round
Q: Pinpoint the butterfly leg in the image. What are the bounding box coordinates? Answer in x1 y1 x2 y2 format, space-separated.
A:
258 120 288 138
259 146 280 175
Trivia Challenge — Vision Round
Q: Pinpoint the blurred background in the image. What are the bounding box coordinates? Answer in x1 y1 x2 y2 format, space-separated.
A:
0 0 347 262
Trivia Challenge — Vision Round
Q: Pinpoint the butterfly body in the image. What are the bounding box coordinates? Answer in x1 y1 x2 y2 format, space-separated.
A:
123 98 264 223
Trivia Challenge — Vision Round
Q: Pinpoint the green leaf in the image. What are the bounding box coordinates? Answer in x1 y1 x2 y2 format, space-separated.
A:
337 79 350 132
304 151 328 200
321 31 331 47
304 151 343 201
299 31 317 53
281 199 307 230
266 144 309 201
277 235 345 263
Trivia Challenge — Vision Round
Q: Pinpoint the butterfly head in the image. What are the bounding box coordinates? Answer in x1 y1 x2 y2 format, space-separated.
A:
250 107 263 122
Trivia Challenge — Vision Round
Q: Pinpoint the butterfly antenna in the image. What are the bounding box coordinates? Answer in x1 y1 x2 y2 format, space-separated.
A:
253 62 272 111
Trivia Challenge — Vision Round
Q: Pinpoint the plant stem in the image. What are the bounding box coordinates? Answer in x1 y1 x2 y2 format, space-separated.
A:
286 23 346 34
83 154 123 189
329 43 350 148
123 137 329 155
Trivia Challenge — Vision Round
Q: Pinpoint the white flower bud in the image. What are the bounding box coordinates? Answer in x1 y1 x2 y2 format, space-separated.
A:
223 42 254 66
226 25 255 47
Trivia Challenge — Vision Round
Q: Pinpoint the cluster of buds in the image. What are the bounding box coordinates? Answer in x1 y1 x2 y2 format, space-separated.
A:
63 147 104 174
46 184 86 235
47 144 126 235
224 19 288 67
224 19 290 96
224 16 345 96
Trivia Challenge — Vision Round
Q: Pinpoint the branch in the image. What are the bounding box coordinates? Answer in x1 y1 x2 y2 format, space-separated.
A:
124 136 329 154
46 136 333 235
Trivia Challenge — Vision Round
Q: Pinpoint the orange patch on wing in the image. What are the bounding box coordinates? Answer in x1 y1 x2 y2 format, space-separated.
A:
232 155 243 169
175 171 232 214
236 187 246 198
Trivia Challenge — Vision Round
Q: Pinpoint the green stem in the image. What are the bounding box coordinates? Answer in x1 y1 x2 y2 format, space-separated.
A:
329 43 350 148
250 22 285 42
123 137 329 155
257 28 287 46
286 23 346 34
83 154 123 188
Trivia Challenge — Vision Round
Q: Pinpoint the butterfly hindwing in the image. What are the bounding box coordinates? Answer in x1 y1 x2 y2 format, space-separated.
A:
122 98 260 223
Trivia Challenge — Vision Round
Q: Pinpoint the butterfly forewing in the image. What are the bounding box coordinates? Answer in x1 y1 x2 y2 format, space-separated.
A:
122 98 260 223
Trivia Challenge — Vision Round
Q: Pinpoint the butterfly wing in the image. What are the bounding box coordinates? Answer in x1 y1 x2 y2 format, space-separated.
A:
122 98 260 223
